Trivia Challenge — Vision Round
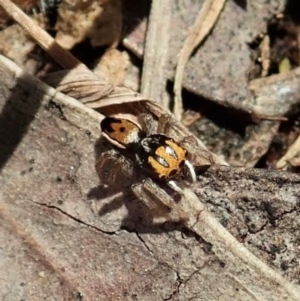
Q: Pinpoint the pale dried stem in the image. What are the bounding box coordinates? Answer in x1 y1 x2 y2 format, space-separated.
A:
0 0 87 71
0 55 101 124
276 134 300 169
140 0 173 108
173 0 226 119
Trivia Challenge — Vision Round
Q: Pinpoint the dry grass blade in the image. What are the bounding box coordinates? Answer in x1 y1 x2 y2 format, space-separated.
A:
140 0 173 107
276 134 300 169
44 70 114 104
0 55 102 125
0 1 156 115
44 69 152 112
173 0 226 120
0 0 87 71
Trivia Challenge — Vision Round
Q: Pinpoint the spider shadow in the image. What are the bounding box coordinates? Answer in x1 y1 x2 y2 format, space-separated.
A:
87 183 185 234
88 137 185 234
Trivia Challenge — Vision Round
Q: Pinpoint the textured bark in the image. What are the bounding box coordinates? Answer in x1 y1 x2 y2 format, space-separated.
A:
0 57 299 301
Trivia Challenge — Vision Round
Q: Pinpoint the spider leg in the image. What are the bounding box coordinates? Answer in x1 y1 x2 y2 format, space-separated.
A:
131 178 174 219
167 180 185 193
95 150 134 187
137 178 188 221
138 113 156 136
181 136 215 168
157 114 188 144
157 113 173 134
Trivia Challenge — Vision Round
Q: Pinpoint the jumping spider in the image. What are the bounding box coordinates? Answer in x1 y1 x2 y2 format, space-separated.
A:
95 113 198 215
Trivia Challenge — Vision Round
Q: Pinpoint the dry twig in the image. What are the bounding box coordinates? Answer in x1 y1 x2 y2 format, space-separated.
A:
0 0 87 71
140 0 173 108
173 0 226 119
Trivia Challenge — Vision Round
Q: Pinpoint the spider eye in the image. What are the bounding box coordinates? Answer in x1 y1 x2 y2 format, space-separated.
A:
169 169 178 177
179 160 185 168
165 146 177 159
156 155 169 168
